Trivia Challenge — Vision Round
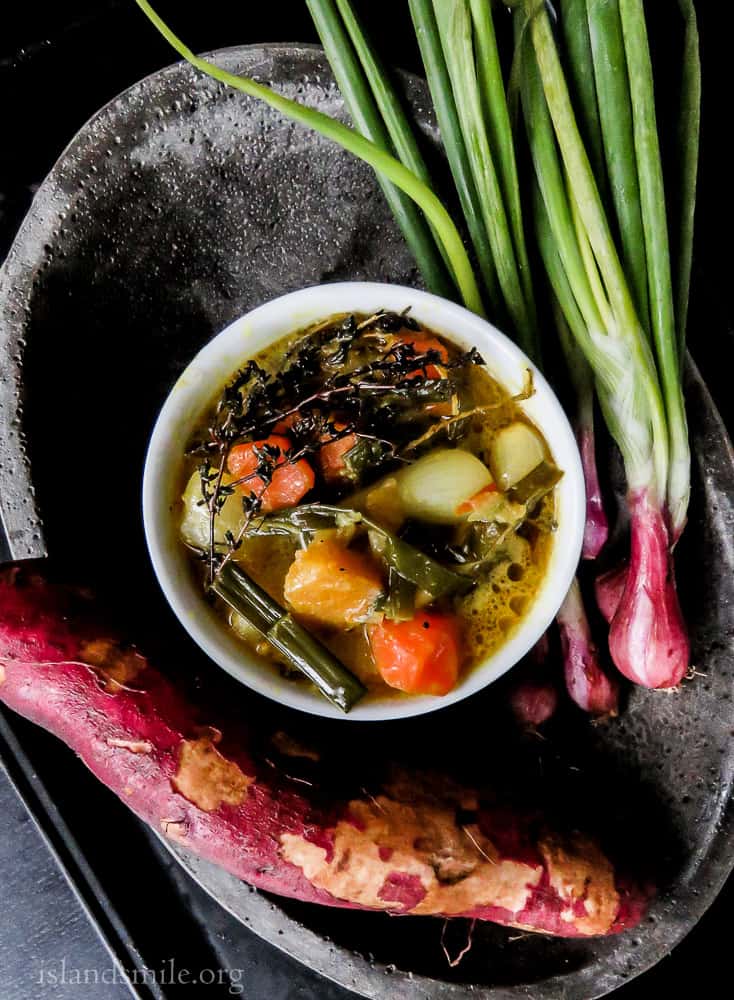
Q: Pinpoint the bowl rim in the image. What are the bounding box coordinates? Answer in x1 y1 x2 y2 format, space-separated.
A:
142 281 585 721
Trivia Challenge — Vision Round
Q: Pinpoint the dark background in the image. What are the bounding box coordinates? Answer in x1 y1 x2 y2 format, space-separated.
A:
1 3 733 998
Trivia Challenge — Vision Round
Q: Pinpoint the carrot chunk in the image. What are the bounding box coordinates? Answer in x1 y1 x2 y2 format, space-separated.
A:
369 612 461 696
455 483 499 516
317 422 359 483
394 334 453 416
227 434 314 513
272 412 300 434
284 539 384 628
396 333 450 380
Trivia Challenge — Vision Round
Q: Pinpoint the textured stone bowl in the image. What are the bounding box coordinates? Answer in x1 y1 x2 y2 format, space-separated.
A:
1 45 733 1000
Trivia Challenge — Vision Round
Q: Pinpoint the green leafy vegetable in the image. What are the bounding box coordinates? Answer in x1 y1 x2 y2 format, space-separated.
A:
341 436 394 481
379 567 418 622
452 461 560 575
507 461 563 507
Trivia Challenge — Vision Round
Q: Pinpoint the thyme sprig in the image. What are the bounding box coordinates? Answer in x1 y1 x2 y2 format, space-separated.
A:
191 312 484 587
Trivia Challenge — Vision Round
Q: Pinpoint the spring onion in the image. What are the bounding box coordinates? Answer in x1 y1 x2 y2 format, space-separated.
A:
306 0 454 297
408 0 502 314
327 0 458 287
619 0 690 540
520 2 689 688
469 0 537 346
586 0 650 331
432 0 537 359
520 4 667 500
558 0 606 188
556 577 619 715
552 301 609 559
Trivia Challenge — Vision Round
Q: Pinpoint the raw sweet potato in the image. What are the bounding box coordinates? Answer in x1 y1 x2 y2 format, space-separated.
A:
0 569 646 936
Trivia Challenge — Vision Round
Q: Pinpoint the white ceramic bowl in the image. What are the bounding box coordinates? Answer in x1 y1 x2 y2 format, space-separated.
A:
143 282 585 721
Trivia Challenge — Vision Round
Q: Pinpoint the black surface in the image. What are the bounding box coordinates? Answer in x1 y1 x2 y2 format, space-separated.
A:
1 3 734 999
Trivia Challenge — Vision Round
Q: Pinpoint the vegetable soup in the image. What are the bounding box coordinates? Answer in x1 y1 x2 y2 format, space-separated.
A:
177 310 561 708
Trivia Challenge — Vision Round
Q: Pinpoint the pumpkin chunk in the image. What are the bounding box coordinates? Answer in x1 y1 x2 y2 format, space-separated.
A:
284 539 384 628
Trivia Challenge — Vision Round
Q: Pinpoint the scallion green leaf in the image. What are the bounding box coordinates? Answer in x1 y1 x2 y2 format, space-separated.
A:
522 1 668 504
469 0 538 355
433 0 537 358
408 0 502 314
586 0 650 331
558 0 606 188
675 0 701 360
619 0 690 535
306 0 454 298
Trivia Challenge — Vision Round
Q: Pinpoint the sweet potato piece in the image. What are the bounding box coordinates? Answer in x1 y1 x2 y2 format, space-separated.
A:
0 569 647 935
284 538 383 628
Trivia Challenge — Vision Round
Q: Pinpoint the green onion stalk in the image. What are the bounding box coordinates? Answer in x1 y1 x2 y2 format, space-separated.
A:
675 0 700 361
596 0 700 633
431 0 538 360
554 0 645 561
519 1 689 689
408 0 503 316
585 0 650 332
554 303 609 560
306 0 456 297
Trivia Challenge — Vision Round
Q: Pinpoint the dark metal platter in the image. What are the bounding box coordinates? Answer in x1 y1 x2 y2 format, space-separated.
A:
1 44 733 1000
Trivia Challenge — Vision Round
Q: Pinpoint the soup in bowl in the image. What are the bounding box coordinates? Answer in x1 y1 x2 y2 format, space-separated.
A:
143 283 584 720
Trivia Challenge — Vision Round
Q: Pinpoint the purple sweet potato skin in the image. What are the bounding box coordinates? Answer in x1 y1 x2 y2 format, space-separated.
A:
0 570 646 935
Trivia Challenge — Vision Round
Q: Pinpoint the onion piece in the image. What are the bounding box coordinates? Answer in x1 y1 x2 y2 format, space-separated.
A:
557 579 619 716
179 470 244 552
396 448 493 524
595 562 629 624
489 421 545 491
608 490 689 689
510 676 558 728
